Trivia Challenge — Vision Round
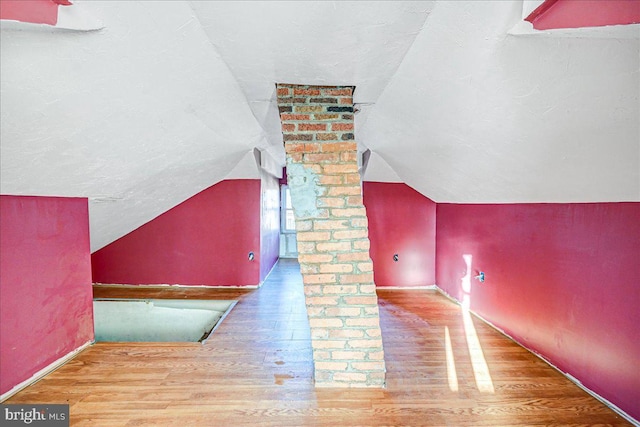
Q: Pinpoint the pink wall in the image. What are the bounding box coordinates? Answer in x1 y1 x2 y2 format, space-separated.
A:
436 202 640 420
0 195 94 396
363 182 436 287
526 0 640 30
91 180 262 286
0 0 59 25
260 171 280 281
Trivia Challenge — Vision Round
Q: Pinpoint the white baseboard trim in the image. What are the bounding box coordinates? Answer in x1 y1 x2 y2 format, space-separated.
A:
433 285 639 426
93 283 260 289
376 285 437 290
0 340 93 402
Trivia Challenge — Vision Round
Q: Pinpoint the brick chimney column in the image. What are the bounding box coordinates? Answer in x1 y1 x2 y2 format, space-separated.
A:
276 84 386 388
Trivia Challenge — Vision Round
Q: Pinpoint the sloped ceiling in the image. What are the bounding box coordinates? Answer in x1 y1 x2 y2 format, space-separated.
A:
1 1 638 251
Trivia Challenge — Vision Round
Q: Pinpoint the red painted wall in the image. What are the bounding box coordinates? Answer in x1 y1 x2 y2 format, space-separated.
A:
0 195 94 396
91 180 262 286
436 202 640 420
363 182 436 287
260 171 280 281
527 0 640 30
0 0 59 25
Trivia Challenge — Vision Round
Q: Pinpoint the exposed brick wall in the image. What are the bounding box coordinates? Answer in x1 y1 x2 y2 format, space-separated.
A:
276 84 386 388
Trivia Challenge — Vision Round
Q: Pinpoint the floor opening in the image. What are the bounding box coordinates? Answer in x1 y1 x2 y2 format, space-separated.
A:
93 299 236 343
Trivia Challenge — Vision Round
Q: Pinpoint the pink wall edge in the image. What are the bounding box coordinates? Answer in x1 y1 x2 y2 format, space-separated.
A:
526 0 640 30
0 195 94 396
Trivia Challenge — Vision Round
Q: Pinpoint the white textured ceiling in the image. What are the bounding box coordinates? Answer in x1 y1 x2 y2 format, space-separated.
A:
1 1 638 251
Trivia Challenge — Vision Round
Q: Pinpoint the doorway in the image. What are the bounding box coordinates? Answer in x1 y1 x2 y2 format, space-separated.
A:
279 185 298 258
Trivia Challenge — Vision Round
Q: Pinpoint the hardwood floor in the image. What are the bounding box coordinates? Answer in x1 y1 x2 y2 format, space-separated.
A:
7 259 631 426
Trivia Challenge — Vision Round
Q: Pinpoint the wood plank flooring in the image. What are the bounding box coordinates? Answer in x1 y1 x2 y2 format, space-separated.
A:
6 259 631 426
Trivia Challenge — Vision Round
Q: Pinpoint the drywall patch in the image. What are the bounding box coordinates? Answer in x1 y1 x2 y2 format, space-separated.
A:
286 163 323 219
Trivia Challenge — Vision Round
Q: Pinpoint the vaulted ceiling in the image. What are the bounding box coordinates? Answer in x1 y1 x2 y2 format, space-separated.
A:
1 1 638 251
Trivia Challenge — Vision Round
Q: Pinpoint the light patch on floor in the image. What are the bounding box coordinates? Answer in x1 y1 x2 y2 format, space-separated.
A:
93 299 236 343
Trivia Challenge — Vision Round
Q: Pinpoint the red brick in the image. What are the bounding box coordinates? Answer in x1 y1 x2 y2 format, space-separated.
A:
346 318 380 327
318 175 343 185
297 231 331 241
289 142 320 153
343 296 379 305
299 123 327 131
332 123 354 131
367 351 385 360
334 372 367 382
304 153 339 163
346 195 363 206
285 143 305 153
327 187 361 197
364 306 380 316
367 372 386 381
277 87 290 96
310 328 328 339
331 207 366 217
339 97 353 105
323 164 358 174
284 133 312 141
316 241 351 252
303 274 336 284
357 262 373 273
280 114 310 121
303 285 322 296
309 317 343 328
319 263 353 274
340 274 375 285
324 88 353 96
337 252 370 262
348 339 383 349
282 123 295 132
325 307 362 318
316 133 339 141
329 328 364 338
353 239 370 250
299 253 334 263
332 351 365 360
313 219 349 229
316 361 348 370
297 242 316 253
350 217 368 228
294 88 321 96
313 114 340 121
333 229 368 240
321 142 357 152
287 153 303 163
341 152 358 162
312 340 346 349
295 220 312 231
306 296 339 306
365 328 382 338
300 264 318 274
310 97 338 104
344 173 361 184
358 284 376 293
313 350 331 360
350 361 385 371
295 105 323 113
306 306 325 317
322 284 358 294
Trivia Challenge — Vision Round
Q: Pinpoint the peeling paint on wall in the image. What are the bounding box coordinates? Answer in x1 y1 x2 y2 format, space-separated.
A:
286 163 324 219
